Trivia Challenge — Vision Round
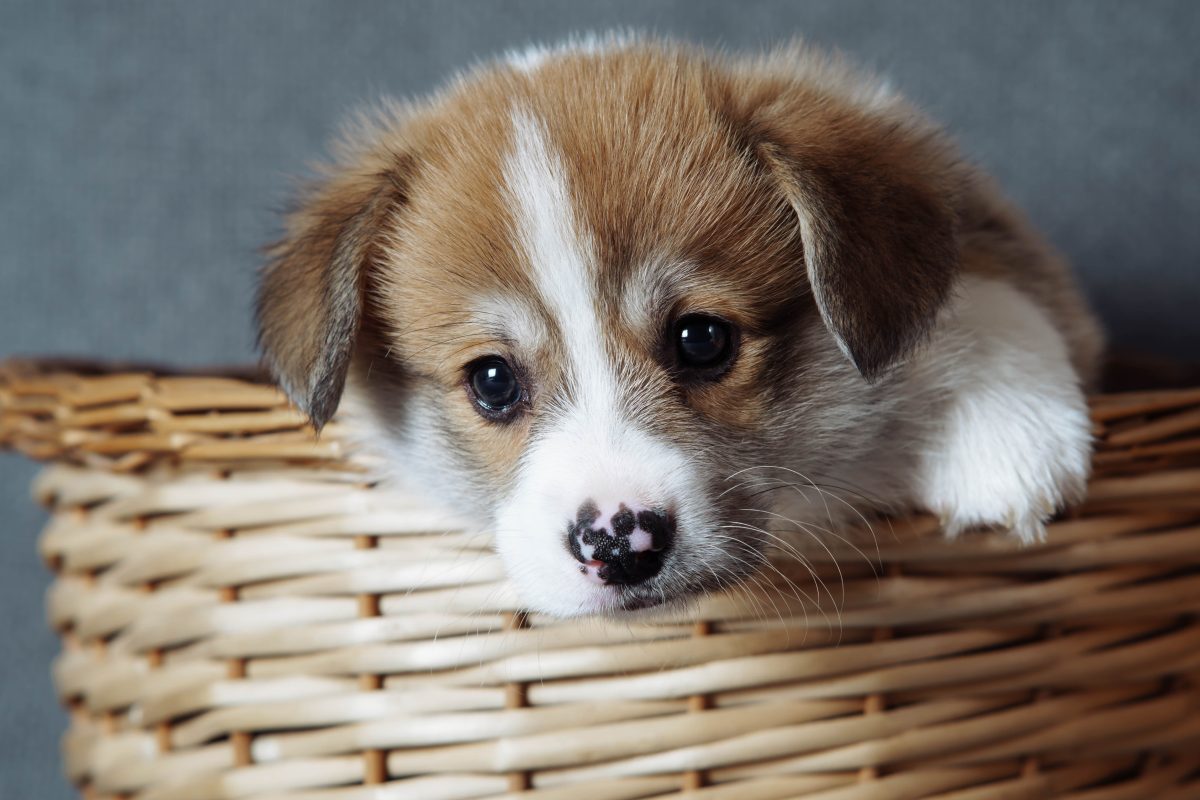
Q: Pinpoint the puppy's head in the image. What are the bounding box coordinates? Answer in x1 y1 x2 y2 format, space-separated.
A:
257 40 961 616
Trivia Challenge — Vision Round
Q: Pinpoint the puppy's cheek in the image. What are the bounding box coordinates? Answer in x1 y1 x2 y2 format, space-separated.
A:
344 379 499 520
701 497 772 574
679 338 775 434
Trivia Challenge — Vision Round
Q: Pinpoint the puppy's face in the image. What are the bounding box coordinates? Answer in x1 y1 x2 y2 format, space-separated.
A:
257 42 961 616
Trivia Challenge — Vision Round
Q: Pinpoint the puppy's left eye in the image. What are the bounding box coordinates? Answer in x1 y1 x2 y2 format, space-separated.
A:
466 357 522 420
676 314 736 373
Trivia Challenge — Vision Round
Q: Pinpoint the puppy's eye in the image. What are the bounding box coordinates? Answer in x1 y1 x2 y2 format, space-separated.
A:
467 357 522 419
676 314 735 373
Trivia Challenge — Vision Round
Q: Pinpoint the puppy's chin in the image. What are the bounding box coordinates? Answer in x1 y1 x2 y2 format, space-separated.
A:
499 566 697 619
509 555 768 619
549 583 676 618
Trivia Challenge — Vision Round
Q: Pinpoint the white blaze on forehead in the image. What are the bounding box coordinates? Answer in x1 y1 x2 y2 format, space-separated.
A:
503 110 617 426
496 109 699 617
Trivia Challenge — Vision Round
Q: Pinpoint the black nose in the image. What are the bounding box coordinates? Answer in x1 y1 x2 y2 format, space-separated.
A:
566 501 675 586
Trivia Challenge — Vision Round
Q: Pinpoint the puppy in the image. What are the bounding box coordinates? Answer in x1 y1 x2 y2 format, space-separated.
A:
256 37 1104 617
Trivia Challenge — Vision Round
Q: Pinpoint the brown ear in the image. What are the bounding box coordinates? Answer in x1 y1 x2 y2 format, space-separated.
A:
753 111 961 379
256 164 405 429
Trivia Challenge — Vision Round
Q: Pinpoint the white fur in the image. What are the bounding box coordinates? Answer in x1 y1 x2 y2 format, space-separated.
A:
507 44 552 74
503 111 613 428
471 294 546 352
498 111 697 615
505 33 633 74
908 276 1092 542
619 257 699 340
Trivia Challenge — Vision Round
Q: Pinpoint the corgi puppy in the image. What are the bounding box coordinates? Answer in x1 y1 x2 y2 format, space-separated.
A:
256 37 1103 617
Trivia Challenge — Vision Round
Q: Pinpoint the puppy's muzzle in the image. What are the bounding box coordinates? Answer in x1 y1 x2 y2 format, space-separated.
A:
565 500 675 586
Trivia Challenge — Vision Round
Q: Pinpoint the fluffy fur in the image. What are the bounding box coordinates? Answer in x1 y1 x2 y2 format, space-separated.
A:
256 36 1103 617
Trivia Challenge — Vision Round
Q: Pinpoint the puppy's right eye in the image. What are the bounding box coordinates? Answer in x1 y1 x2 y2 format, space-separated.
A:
466 357 522 420
675 314 737 377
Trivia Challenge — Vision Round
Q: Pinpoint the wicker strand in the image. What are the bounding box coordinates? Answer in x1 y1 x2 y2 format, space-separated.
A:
354 532 387 785
681 620 715 792
504 611 533 793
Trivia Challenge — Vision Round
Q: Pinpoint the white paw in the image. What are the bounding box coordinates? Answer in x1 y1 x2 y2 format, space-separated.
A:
915 364 1093 544
911 278 1095 544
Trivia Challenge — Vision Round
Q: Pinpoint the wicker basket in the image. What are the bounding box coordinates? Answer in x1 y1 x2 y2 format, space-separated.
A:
3 363 1200 800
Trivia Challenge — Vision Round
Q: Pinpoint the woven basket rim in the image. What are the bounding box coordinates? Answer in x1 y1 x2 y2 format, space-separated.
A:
5 359 1200 799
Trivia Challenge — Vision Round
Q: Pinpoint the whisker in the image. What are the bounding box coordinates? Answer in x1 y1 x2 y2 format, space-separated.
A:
719 523 834 613
739 467 884 566
709 529 834 632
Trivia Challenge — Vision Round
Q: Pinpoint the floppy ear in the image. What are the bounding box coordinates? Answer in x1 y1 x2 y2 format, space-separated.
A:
256 163 406 429
752 110 962 379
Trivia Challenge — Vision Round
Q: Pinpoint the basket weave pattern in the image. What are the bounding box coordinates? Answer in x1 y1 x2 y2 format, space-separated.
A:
3 367 1200 799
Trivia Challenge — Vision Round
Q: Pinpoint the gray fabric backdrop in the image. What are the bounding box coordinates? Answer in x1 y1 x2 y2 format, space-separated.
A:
2 1 1197 795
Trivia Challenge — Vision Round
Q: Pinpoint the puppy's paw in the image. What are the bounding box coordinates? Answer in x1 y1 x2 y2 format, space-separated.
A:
916 381 1092 544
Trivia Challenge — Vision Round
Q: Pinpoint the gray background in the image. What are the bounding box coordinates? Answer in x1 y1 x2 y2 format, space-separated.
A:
2 1 1198 795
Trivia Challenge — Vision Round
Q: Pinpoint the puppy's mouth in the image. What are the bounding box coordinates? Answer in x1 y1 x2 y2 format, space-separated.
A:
615 590 667 613
601 551 767 615
579 579 676 615
602 569 747 615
